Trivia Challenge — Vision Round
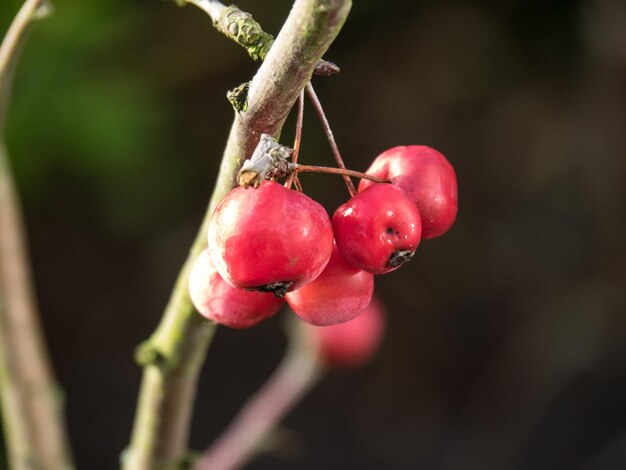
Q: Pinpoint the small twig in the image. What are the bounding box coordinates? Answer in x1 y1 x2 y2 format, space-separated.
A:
312 60 340 76
305 82 356 196
193 325 323 470
296 163 386 184
183 0 340 75
188 0 273 61
285 90 305 189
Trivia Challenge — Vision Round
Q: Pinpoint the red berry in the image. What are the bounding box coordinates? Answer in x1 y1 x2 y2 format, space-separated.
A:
188 249 283 328
332 183 421 274
304 297 385 368
359 146 457 239
208 181 334 297
286 243 374 326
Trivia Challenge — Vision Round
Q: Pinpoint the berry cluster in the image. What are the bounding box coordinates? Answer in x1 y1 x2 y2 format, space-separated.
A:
189 143 457 331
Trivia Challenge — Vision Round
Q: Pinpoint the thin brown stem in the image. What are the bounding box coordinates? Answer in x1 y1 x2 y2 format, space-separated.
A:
285 90 305 189
293 174 303 192
193 331 322 470
296 163 387 185
305 81 356 196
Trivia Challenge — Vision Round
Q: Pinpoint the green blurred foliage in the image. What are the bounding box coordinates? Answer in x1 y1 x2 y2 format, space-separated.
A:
2 0 180 236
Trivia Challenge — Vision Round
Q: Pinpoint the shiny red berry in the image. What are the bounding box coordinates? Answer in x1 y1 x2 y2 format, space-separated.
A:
304 297 385 368
208 181 334 297
286 243 374 326
332 183 421 274
188 249 283 328
359 146 457 239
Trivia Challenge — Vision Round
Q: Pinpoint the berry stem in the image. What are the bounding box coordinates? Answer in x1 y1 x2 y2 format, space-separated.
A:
293 174 304 192
285 89 305 189
305 82 357 196
296 163 387 184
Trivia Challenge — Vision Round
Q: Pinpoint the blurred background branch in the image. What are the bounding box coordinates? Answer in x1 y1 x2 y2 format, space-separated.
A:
193 321 322 470
0 1 74 469
0 0 49 128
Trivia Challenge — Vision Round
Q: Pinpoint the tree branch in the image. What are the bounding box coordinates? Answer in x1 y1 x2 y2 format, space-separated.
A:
0 0 50 130
123 1 351 469
184 0 340 75
187 0 273 61
0 2 74 469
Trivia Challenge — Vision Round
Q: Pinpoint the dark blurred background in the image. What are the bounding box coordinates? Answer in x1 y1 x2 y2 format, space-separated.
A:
1 0 625 468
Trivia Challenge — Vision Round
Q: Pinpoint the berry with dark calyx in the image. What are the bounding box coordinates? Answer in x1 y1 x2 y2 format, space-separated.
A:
208 181 334 297
188 249 283 329
286 243 374 326
303 297 385 368
332 183 421 274
359 145 457 239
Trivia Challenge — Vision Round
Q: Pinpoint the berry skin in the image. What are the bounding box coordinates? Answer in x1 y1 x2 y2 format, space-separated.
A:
208 181 334 297
286 243 374 326
188 249 283 328
332 183 421 274
359 146 457 239
303 297 385 368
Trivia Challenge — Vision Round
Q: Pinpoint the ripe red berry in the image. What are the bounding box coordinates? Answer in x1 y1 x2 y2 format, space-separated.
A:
359 146 457 239
304 297 385 368
208 181 334 297
188 249 283 328
285 243 374 326
332 183 421 274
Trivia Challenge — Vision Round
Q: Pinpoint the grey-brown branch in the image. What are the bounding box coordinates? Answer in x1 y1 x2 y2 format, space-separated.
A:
123 1 352 469
183 0 340 76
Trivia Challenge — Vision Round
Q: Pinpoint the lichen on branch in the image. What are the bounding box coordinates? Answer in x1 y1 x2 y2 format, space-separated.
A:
182 0 273 61
183 0 341 76
213 4 274 61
